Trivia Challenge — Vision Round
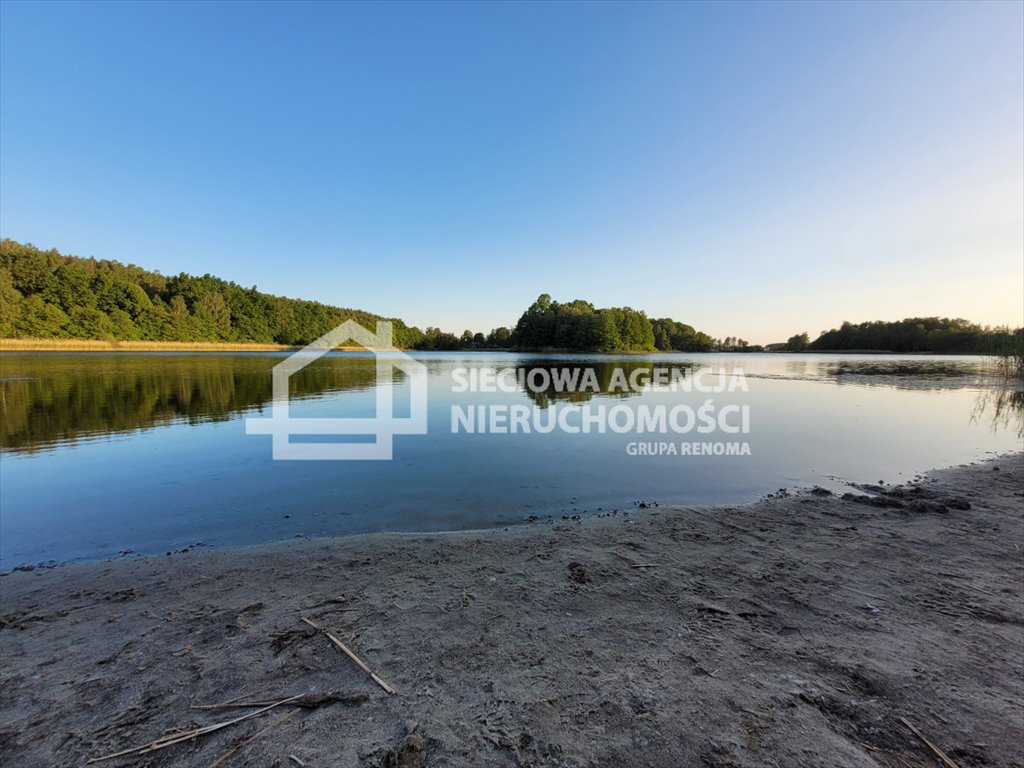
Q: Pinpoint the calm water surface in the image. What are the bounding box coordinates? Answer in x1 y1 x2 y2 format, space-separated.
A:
1 352 1020 567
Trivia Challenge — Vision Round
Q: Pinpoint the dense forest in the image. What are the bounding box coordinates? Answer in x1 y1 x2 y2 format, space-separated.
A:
0 239 489 349
808 318 1022 355
509 293 715 352
0 241 710 353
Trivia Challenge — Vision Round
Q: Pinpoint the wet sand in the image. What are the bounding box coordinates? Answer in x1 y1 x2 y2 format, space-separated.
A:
1 454 1022 767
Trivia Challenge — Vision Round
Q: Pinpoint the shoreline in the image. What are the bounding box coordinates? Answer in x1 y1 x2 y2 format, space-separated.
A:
5 450 1021 574
2 339 1002 356
0 339 366 352
1 454 1022 766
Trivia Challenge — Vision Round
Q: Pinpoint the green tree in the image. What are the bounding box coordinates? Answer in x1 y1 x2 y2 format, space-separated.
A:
16 295 70 337
786 332 810 351
487 327 511 347
67 307 115 338
0 267 22 336
808 318 1012 354
195 292 232 340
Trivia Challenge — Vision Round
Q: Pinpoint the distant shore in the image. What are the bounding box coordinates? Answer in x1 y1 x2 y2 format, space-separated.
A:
1 453 1021 766
0 338 1000 355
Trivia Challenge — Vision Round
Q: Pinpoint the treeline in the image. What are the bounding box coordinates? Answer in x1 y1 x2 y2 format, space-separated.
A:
509 294 715 352
416 326 512 351
0 239 480 348
808 318 1022 355
6 241 1017 357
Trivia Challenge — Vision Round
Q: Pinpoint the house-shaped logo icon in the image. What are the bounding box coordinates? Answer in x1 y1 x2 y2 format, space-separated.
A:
245 320 428 460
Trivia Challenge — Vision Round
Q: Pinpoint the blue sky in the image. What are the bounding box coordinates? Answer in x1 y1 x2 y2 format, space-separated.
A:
1 1 1021 343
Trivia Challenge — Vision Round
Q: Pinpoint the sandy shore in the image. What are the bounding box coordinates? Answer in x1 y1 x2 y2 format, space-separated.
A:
1 455 1021 767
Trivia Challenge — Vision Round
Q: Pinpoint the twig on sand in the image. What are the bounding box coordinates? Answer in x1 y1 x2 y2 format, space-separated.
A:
899 716 961 768
212 690 260 708
87 694 303 763
193 686 275 710
194 690 370 711
208 709 298 768
210 685 278 708
301 617 396 695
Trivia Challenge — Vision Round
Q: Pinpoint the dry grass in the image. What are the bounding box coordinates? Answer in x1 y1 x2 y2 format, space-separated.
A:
0 338 303 352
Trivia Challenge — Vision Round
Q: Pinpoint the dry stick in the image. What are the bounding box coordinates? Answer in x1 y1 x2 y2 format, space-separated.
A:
208 709 298 768
91 699 298 763
94 698 299 760
195 697 298 711
193 686 278 711
87 694 304 763
214 690 255 707
192 684 278 716
898 716 961 768
194 691 369 711
301 617 396 695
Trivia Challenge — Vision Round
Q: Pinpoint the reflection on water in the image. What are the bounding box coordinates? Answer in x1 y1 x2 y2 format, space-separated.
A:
972 387 1024 439
825 359 1003 390
3 353 1010 453
513 360 697 407
0 351 1020 568
0 356 727 449
741 356 1003 391
0 354 388 453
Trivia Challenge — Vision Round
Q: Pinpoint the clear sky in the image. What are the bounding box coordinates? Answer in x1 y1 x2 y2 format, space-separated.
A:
1 1 1021 343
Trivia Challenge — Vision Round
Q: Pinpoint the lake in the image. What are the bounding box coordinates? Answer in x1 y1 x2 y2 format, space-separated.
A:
1 351 1020 568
